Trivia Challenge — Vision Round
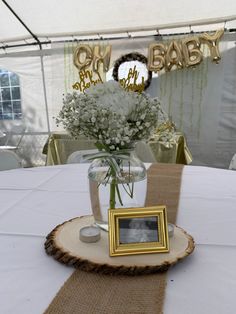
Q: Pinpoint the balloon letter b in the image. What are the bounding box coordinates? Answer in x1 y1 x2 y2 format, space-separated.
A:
182 37 203 67
148 43 166 72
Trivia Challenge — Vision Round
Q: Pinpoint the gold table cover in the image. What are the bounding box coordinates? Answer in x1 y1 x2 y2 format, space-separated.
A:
42 132 192 166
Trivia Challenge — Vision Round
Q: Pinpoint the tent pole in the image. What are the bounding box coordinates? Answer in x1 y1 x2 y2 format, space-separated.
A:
39 44 51 135
1 14 236 49
2 0 51 135
1 29 236 52
2 0 40 45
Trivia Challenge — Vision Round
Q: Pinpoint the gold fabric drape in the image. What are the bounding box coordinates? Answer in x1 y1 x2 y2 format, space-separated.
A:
43 133 96 165
43 132 192 166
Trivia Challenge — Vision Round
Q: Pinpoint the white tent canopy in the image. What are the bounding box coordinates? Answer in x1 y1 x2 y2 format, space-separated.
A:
1 0 236 47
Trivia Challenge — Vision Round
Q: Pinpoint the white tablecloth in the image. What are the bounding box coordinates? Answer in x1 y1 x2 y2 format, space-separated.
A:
0 164 236 314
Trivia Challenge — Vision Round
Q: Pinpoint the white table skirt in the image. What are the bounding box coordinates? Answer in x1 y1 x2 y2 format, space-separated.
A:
0 164 236 314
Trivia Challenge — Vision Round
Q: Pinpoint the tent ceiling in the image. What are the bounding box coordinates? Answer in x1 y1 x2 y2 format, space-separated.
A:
0 0 236 45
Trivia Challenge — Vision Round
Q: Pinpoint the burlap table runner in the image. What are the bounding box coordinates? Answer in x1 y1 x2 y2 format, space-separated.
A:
44 163 184 314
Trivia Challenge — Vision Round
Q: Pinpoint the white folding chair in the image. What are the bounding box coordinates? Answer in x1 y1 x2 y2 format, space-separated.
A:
67 149 98 164
0 130 5 138
135 141 157 162
0 150 23 171
0 125 26 152
229 154 236 170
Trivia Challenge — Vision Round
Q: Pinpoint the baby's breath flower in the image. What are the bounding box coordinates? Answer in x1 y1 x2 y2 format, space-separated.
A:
56 81 175 152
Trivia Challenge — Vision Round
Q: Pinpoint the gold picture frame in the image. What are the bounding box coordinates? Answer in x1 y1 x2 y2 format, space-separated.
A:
108 205 169 257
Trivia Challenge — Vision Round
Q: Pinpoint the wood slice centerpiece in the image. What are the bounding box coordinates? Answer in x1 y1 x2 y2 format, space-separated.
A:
45 215 194 275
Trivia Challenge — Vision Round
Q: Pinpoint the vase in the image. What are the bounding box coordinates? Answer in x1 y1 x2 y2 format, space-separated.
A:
88 149 147 231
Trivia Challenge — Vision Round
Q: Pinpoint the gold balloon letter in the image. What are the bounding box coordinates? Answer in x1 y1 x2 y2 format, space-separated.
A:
165 41 183 71
93 45 112 72
182 37 203 67
148 43 166 72
200 29 224 63
73 45 93 70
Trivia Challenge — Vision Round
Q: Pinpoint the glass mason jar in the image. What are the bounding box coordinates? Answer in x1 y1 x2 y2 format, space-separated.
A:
88 149 147 231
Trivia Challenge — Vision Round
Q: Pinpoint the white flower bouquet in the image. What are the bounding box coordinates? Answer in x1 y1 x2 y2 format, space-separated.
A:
56 81 174 212
56 81 170 152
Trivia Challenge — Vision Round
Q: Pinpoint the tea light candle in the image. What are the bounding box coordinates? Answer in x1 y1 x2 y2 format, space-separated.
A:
79 226 101 243
168 223 174 238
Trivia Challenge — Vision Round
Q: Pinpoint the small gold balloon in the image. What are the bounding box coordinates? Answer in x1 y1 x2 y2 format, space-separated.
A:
200 29 224 63
73 44 93 70
148 43 166 72
165 41 183 71
182 37 203 67
93 44 112 72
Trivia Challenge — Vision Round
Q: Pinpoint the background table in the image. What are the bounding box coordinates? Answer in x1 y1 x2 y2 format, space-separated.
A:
0 163 236 313
43 132 192 166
